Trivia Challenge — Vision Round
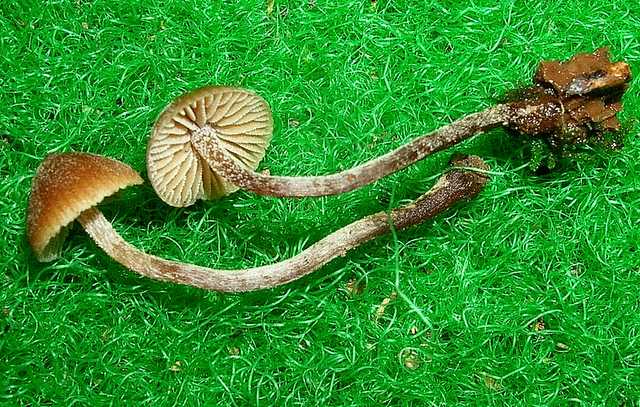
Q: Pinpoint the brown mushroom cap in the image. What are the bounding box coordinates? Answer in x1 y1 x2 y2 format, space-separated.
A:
146 86 273 207
27 152 143 262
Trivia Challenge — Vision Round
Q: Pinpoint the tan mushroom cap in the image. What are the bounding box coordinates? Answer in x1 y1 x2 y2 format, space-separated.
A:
146 86 273 207
27 152 143 262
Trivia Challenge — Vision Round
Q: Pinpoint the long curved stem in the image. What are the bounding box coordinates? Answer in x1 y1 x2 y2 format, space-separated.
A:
77 156 489 292
191 105 508 197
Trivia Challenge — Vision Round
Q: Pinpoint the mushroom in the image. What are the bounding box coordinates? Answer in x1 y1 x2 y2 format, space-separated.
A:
146 86 273 207
27 152 489 292
151 49 630 203
27 152 143 262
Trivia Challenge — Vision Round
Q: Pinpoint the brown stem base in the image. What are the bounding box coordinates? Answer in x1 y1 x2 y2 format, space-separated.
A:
191 106 507 197
76 156 489 292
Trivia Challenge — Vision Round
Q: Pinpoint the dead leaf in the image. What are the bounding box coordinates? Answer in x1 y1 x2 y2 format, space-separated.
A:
374 291 397 321
169 361 182 372
532 318 545 332
345 278 365 296
288 118 300 127
267 0 274 15
571 264 583 276
481 373 503 392
399 348 421 370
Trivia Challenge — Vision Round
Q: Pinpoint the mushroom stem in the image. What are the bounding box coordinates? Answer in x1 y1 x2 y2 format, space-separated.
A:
77 156 489 292
190 105 506 197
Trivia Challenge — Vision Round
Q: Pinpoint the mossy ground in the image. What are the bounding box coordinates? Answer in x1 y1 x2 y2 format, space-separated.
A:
1 0 639 405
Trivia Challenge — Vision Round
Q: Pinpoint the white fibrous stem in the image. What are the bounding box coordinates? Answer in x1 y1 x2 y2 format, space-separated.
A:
190 105 509 197
76 156 489 292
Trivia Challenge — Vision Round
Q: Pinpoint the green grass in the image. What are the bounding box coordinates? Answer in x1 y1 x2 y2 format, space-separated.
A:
1 0 639 404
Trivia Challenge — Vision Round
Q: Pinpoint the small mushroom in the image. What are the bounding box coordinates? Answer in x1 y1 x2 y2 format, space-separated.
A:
158 49 629 202
27 152 489 292
146 86 273 207
27 152 143 261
